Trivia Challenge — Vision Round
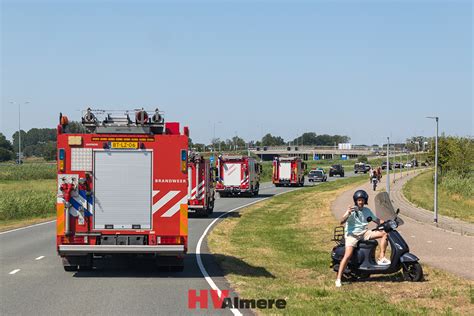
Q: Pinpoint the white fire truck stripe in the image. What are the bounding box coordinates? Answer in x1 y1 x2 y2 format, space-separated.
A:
161 195 187 217
152 191 179 214
190 181 205 198
153 190 160 197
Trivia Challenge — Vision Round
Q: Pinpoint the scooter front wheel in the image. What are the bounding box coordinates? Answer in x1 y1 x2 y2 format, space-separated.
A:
402 262 423 282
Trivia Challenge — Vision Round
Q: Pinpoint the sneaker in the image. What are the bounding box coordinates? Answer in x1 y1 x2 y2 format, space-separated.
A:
377 257 391 265
335 279 342 287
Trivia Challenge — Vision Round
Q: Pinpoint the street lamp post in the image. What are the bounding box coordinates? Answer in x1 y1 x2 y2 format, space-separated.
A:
386 137 390 196
10 101 29 163
426 116 439 224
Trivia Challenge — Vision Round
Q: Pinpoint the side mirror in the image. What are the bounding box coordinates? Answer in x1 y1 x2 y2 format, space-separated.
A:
367 216 373 222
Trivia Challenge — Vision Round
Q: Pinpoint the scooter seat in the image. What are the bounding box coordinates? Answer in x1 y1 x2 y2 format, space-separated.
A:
358 240 378 248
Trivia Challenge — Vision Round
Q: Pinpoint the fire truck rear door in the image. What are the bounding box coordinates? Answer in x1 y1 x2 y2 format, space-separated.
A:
94 150 152 229
223 163 241 186
279 161 291 180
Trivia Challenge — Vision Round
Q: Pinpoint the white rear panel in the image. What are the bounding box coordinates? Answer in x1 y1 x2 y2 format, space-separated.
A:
279 162 291 180
223 163 241 186
94 151 152 229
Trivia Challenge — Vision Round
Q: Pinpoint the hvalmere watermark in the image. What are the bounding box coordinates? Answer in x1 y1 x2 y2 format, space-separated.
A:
188 289 287 310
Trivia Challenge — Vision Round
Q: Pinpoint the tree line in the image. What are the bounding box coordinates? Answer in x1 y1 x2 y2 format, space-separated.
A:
1 127 353 162
190 132 351 152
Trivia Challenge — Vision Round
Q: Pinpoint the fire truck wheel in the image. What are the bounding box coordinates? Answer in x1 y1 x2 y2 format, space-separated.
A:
62 257 78 272
197 209 208 217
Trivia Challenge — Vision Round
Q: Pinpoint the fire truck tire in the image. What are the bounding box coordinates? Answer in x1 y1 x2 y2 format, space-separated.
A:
62 257 79 272
197 209 208 217
218 192 227 198
63 265 78 272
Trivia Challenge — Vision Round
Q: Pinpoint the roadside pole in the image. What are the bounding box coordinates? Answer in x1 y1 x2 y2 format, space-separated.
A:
426 116 439 224
386 137 390 197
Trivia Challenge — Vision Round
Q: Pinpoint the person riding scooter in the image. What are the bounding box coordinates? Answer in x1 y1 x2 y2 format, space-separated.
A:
335 190 390 287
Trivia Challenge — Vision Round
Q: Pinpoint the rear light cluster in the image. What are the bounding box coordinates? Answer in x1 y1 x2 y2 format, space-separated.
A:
158 236 183 244
61 236 85 244
189 199 203 205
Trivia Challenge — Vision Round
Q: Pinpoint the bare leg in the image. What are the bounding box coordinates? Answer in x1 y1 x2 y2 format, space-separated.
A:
336 246 354 280
379 232 388 258
369 231 388 258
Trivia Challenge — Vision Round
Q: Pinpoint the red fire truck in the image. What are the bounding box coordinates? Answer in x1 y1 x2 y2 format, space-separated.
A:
272 156 306 187
187 153 215 217
215 155 261 197
56 108 189 271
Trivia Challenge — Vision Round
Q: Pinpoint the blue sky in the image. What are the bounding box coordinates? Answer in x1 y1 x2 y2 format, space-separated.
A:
1 0 472 145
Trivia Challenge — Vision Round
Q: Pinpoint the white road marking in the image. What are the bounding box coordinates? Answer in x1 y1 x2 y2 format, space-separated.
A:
427 240 432 243
35 256 45 261
9 269 21 275
196 188 301 316
0 220 56 235
448 247 453 250
410 235 415 238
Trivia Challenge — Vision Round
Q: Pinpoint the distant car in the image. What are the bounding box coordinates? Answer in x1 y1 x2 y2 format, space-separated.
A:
381 161 392 170
329 164 345 177
365 164 371 172
394 162 404 169
411 159 419 167
354 163 367 174
308 169 327 182
405 163 413 168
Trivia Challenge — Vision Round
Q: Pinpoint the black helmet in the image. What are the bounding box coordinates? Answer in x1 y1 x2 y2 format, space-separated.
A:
353 190 369 205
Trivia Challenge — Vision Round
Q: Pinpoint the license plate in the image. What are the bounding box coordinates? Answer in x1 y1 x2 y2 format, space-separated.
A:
111 142 138 149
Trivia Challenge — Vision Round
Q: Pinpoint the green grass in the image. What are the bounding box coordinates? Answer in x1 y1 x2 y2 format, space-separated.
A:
403 170 474 223
0 163 56 180
208 175 473 315
0 179 56 221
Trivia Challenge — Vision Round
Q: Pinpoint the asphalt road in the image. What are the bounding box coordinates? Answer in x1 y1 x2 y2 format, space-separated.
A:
1 172 356 316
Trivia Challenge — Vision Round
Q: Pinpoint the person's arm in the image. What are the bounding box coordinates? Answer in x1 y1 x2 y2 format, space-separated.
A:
340 205 354 225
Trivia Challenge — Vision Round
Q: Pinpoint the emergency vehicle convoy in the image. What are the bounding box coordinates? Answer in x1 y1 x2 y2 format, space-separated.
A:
187 153 215 217
56 108 189 271
272 156 306 187
215 155 261 197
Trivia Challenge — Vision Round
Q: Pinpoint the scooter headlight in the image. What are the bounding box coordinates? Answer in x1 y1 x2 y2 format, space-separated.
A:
390 220 398 229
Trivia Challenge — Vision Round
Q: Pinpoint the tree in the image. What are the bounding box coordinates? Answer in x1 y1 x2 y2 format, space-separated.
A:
66 121 87 133
357 156 368 163
231 136 246 150
428 136 474 177
0 133 13 150
292 133 351 146
261 133 285 146
0 148 13 161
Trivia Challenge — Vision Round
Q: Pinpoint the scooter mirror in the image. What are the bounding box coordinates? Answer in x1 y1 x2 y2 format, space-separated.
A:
367 216 373 222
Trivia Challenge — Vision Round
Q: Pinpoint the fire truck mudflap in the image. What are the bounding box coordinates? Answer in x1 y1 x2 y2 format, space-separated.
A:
56 108 189 271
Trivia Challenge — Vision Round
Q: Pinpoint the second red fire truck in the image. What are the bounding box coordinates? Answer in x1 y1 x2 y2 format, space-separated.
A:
272 156 306 187
187 153 215 217
215 155 261 197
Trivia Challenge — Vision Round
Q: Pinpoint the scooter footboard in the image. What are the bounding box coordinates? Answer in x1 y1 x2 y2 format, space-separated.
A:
400 253 419 263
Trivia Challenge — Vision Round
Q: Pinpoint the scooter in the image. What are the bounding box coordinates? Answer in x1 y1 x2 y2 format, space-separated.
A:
330 192 423 281
372 177 378 191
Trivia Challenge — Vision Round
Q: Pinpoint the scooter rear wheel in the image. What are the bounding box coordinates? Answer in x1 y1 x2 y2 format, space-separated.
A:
402 262 423 282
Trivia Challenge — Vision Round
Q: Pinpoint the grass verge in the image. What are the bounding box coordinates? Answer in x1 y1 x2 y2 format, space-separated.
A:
208 176 473 315
403 170 474 223
0 179 56 226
